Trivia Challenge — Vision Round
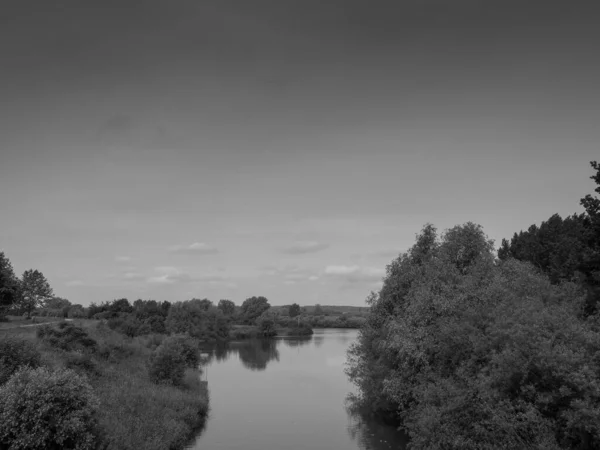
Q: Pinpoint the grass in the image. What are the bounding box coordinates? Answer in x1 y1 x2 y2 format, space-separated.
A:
0 320 209 450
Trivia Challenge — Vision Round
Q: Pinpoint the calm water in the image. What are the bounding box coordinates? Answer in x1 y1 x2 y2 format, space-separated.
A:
188 329 409 450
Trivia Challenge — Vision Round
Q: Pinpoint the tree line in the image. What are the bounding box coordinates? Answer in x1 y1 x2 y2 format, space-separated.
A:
347 161 600 449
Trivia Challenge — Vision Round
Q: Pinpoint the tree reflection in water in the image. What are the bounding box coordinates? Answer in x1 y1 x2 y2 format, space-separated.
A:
282 336 312 348
345 398 410 450
199 339 280 371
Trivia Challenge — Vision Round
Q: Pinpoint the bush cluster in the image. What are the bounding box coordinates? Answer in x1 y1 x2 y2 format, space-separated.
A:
0 366 99 450
0 337 41 385
148 335 200 385
37 322 97 352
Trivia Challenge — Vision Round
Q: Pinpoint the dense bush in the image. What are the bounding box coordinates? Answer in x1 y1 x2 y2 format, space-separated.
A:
148 337 187 385
0 366 99 450
64 352 100 377
288 322 314 336
256 312 277 337
347 223 600 449
37 322 97 352
169 335 200 368
0 337 41 385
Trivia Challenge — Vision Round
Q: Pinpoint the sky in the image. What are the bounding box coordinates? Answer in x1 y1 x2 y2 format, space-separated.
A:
1 0 599 307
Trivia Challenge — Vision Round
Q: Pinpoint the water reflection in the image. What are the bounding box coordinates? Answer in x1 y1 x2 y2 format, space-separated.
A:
282 336 313 348
345 400 410 450
199 339 280 371
190 331 408 450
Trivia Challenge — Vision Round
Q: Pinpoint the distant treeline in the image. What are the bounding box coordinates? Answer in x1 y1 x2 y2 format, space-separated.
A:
347 161 600 449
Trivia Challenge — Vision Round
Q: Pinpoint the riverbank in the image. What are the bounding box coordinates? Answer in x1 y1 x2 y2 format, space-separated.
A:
229 324 314 339
1 320 209 450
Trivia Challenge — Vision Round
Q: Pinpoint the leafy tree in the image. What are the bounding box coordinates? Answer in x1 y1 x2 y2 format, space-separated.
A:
0 252 20 317
288 303 301 318
44 296 71 310
165 300 229 341
109 298 133 314
0 366 99 450
148 338 187 385
256 311 277 337
217 299 235 316
314 304 323 315
347 222 600 449
240 296 270 324
20 269 53 318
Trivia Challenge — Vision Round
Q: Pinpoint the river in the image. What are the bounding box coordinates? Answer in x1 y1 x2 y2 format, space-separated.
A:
187 328 409 450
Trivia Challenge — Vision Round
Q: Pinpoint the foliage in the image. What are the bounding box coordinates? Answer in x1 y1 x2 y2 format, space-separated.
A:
0 337 41 385
148 337 187 385
0 252 21 317
0 366 99 450
217 299 236 316
37 322 98 352
288 322 314 336
499 161 600 316
347 222 600 449
256 312 277 337
165 299 229 341
19 269 53 318
44 296 71 310
240 296 271 324
288 303 301 317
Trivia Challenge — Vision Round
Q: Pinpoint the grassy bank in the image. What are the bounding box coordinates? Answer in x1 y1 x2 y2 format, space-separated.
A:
1 320 209 450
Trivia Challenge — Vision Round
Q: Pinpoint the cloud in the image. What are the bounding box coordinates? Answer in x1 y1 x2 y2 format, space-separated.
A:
146 267 227 285
324 265 385 283
262 264 319 282
168 242 219 255
65 280 84 287
281 241 329 254
115 256 131 262
122 272 145 281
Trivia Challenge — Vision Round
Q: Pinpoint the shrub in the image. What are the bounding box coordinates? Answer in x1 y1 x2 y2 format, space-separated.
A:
64 353 100 377
148 338 186 385
37 322 97 352
0 337 41 385
0 366 99 450
256 314 277 337
289 322 314 336
168 335 200 368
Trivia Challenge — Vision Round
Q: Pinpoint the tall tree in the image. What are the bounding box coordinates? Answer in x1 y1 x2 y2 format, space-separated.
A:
240 296 270 324
20 270 53 318
0 252 20 318
217 299 235 316
288 303 301 318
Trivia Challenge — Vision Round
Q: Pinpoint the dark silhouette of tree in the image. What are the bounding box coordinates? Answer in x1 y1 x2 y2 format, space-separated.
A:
288 303 301 318
0 252 20 318
240 296 270 324
217 299 235 316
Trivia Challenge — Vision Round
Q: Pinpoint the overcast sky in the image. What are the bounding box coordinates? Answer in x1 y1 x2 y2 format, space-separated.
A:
1 0 599 307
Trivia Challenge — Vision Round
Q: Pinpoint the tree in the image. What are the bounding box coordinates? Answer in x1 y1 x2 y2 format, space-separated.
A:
44 296 71 310
347 222 600 449
20 270 53 318
256 312 277 337
165 300 229 341
240 296 270 324
217 299 235 316
0 252 20 318
288 303 301 318
314 304 323 315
